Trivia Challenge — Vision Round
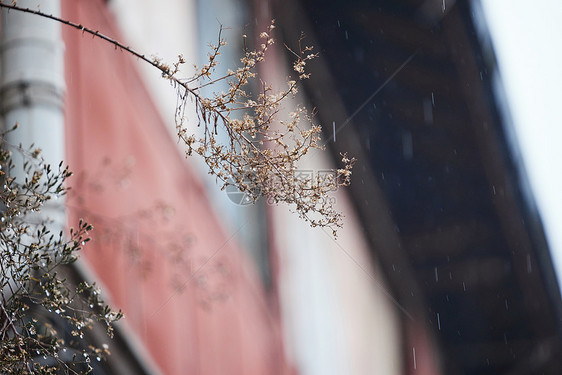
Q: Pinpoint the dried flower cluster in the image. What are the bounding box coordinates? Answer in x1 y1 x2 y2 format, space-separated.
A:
0 130 122 374
0 4 357 374
0 3 355 235
162 22 355 235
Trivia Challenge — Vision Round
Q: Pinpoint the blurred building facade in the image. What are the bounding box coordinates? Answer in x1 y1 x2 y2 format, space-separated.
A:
1 0 561 374
59 0 410 373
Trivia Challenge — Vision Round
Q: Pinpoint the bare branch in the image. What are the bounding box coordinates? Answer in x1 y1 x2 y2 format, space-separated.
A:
0 2 354 235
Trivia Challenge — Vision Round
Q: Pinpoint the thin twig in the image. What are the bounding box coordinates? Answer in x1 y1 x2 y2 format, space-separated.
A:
0 2 354 234
0 2 197 96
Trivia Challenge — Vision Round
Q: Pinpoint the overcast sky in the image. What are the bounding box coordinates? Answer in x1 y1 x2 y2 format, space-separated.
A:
480 0 562 290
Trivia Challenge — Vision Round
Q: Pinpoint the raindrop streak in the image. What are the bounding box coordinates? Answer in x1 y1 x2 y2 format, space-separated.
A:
434 267 439 282
437 312 441 330
413 347 417 370
345 30 349 40
442 0 446 12
462 281 466 291
322 49 419 146
333 121 337 143
527 254 532 273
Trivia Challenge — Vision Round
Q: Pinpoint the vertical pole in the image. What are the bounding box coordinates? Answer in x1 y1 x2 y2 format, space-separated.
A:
0 0 65 225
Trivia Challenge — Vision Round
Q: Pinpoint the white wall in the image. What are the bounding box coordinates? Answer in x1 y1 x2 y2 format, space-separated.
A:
258 37 403 375
109 0 198 137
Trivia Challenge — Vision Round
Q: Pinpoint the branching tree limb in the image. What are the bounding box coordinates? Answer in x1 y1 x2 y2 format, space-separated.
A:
0 131 121 373
0 2 355 234
0 1 355 235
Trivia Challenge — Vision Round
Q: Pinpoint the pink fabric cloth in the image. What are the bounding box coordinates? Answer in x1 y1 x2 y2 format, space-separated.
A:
62 1 294 374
